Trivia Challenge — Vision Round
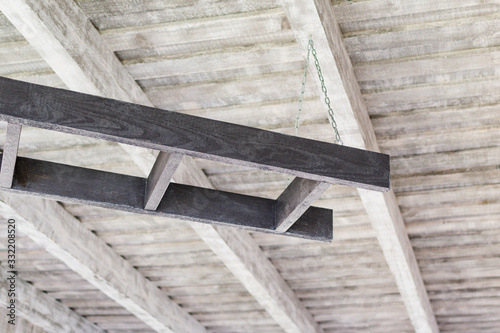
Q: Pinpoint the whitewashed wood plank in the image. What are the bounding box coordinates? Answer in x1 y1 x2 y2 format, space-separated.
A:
392 147 500 176
392 167 500 193
379 126 500 157
338 3 499 34
125 44 302 80
372 103 500 137
146 71 317 111
80 0 280 30
355 49 500 92
334 0 494 25
101 8 286 51
365 78 500 115
117 30 296 62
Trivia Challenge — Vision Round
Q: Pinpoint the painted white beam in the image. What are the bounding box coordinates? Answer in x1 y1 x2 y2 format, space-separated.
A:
0 0 322 332
278 0 440 332
0 265 103 333
0 194 207 333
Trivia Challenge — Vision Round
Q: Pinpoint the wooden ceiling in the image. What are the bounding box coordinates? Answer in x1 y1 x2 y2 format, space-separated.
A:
0 0 499 332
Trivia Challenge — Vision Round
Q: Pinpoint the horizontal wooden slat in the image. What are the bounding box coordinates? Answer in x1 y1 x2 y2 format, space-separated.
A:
4 155 333 241
0 77 390 191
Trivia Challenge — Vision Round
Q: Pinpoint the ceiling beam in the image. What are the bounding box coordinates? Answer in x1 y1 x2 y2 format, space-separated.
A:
0 193 207 333
278 0 440 332
0 265 103 333
0 0 323 332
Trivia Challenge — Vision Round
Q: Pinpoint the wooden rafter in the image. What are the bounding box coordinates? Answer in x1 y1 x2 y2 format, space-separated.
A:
0 266 103 333
0 0 326 331
279 0 440 332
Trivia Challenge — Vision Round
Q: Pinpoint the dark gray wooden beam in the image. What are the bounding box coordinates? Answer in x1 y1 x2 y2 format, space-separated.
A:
3 155 332 241
0 123 21 188
275 178 331 232
145 151 183 210
0 77 390 192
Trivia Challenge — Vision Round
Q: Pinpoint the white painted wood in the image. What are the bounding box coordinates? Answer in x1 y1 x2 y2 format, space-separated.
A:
279 1 439 332
0 1 323 332
0 193 207 333
0 123 21 188
0 265 103 333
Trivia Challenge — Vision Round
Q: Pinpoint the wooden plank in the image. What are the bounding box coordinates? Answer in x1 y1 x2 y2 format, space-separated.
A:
0 77 390 192
0 193 207 333
0 266 103 333
279 1 439 333
5 155 332 241
144 152 183 210
0 123 21 188
275 178 330 232
83 0 280 31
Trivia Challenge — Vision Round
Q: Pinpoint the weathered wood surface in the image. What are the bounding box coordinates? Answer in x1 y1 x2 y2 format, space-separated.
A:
145 151 183 210
0 193 208 333
0 123 21 188
3 155 332 241
0 77 389 191
275 178 331 232
0 266 103 333
0 0 369 329
0 0 498 331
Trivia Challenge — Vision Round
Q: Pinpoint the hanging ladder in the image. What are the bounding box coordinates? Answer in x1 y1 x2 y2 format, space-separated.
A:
0 77 389 241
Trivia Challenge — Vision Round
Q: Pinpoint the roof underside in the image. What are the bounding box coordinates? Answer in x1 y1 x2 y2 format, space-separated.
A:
0 0 499 332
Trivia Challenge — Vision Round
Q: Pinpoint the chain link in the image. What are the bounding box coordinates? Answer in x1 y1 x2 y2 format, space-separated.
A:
294 41 311 136
308 38 343 145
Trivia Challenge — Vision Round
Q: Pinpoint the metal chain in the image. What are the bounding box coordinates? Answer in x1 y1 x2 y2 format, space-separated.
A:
309 38 343 145
294 39 311 136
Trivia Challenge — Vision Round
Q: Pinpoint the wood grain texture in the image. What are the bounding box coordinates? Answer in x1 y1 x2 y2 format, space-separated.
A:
0 77 390 191
145 151 183 210
0 193 208 333
4 155 332 241
275 178 331 232
0 266 103 333
0 123 21 188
